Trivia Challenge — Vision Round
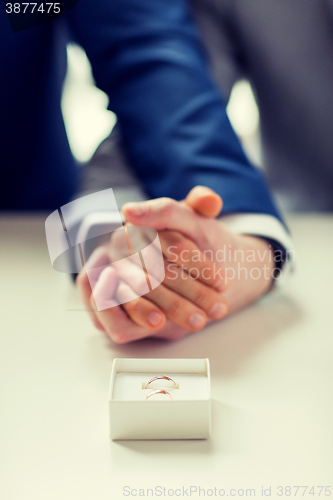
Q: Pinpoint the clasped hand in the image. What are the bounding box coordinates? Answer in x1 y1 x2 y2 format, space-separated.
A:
77 187 275 343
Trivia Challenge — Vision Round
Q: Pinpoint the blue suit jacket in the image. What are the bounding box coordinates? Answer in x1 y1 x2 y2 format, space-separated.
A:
0 0 282 221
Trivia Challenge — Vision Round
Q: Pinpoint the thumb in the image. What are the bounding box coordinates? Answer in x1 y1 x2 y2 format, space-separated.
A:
183 186 223 218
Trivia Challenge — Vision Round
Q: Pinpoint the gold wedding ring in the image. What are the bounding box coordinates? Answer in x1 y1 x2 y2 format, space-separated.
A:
144 376 177 389
146 390 173 400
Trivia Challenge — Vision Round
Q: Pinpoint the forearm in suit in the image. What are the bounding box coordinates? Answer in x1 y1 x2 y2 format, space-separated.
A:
67 0 284 222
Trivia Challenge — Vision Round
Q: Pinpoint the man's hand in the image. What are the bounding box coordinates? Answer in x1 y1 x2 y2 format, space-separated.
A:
76 225 229 343
77 187 275 343
122 186 275 316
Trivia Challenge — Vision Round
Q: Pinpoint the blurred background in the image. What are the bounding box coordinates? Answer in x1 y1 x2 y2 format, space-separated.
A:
61 44 261 170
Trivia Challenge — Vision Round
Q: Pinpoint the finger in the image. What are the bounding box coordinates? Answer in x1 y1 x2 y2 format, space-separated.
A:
122 197 205 245
91 296 164 344
110 244 164 292
101 260 207 331
90 266 119 311
184 186 223 217
90 263 165 342
159 231 228 292
112 254 152 294
163 261 228 320
83 245 111 269
116 282 166 330
82 246 111 288
144 283 207 332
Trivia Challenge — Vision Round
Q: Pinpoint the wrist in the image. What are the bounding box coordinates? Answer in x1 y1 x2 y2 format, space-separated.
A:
237 234 275 288
222 234 275 314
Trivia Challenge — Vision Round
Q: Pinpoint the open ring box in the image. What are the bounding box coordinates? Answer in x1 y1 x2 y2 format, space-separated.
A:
109 358 211 440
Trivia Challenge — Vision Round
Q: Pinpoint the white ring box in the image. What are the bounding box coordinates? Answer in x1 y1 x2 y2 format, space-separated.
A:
109 358 211 440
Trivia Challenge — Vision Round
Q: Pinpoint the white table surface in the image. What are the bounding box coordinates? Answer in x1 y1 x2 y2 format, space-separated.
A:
1 214 332 499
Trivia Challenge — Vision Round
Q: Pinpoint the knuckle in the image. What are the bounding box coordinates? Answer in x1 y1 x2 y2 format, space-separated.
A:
109 327 130 344
211 265 225 284
160 232 192 263
168 232 186 249
168 242 188 260
163 262 179 281
192 286 210 307
135 277 150 294
124 298 141 316
116 282 130 299
160 197 176 216
165 298 185 319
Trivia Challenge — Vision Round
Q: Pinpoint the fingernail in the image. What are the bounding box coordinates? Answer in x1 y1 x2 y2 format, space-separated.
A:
124 203 147 217
189 313 206 329
209 302 228 319
148 311 163 326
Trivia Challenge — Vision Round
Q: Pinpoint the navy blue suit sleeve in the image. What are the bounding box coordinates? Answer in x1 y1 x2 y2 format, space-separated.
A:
67 0 282 220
